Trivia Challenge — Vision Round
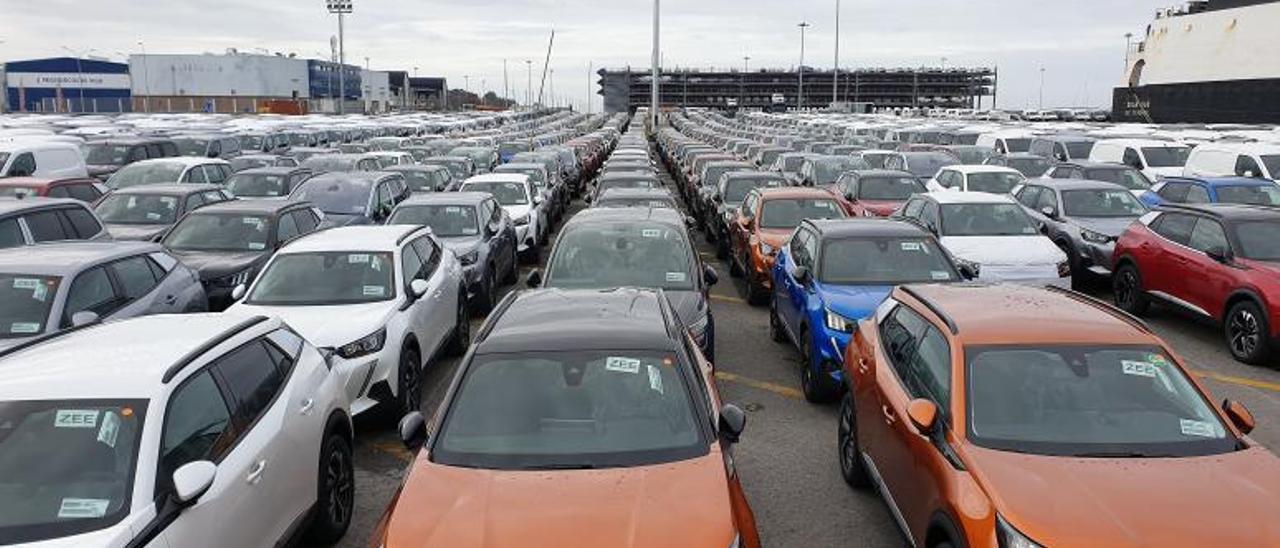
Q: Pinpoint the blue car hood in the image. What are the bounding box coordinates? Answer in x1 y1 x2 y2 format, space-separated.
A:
814 282 895 321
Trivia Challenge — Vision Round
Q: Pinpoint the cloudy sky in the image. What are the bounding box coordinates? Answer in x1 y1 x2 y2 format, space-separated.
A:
3 0 1170 110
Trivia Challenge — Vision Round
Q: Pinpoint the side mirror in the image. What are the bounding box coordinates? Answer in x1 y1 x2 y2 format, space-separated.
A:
398 411 429 451
1040 206 1058 219
70 311 100 327
685 215 697 228
533 195 543 205
793 265 811 284
230 284 247 302
1223 400 1255 434
1206 246 1233 264
410 279 430 298
844 191 856 202
703 264 719 286
713 194 724 204
172 461 217 506
583 194 593 204
906 399 938 434
718 404 747 444
957 262 979 281
525 269 543 288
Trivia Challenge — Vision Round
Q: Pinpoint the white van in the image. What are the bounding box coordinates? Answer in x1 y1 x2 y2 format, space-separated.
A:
1088 139 1190 181
1182 142 1280 181
0 141 89 178
975 130 1035 154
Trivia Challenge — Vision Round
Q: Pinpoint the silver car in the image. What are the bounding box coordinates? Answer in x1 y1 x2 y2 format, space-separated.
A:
0 241 207 349
1013 178 1149 280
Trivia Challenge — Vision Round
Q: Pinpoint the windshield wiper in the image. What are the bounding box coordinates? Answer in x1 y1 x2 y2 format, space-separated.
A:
1070 451 1172 458
519 463 597 470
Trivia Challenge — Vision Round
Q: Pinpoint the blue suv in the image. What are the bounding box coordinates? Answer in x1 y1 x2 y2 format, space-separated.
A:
1140 176 1280 208
769 218 973 402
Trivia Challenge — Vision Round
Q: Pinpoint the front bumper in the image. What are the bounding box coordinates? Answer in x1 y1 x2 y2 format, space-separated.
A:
751 252 777 290
461 262 484 299
1078 241 1117 277
814 329 852 385
516 225 533 252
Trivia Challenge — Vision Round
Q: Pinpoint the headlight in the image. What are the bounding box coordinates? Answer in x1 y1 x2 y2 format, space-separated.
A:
1057 260 1071 277
728 533 741 548
759 242 776 256
336 328 387 360
996 514 1044 548
861 209 875 217
459 249 479 266
1080 228 1115 244
513 213 530 226
825 308 854 333
214 268 254 287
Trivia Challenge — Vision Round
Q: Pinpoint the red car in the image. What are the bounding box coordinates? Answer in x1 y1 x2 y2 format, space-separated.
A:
823 169 928 217
1113 203 1280 364
0 176 109 203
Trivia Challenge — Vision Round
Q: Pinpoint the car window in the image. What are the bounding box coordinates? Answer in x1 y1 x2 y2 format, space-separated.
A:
412 237 441 275
291 210 319 233
214 340 285 433
907 327 952 412
67 184 103 203
185 166 208 185
158 370 232 494
1235 155 1263 177
47 186 71 199
203 165 227 185
902 198 925 218
1152 212 1197 245
184 193 205 213
919 201 940 230
24 210 72 242
111 256 161 300
1034 188 1059 212
400 243 425 284
879 304 930 380
63 267 119 325
0 217 23 248
8 153 36 177
1188 218 1229 253
1185 184 1211 204
63 207 102 238
790 228 812 267
1122 148 1144 169
1015 186 1041 206
799 228 819 268
1158 182 1189 202
276 211 300 242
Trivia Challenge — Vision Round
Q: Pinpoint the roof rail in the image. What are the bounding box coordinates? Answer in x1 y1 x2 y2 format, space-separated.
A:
162 316 270 383
898 285 959 335
394 225 429 246
1155 203 1220 217
0 319 102 361
1042 285 1152 335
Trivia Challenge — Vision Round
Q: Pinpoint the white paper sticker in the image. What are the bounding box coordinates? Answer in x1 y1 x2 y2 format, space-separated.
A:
32 284 48 302
12 278 40 290
901 242 923 252
362 285 386 297
1121 360 1158 378
930 271 950 281
242 217 261 226
461 227 479 235
665 272 687 283
647 365 664 394
54 409 99 429
445 206 461 213
642 229 661 238
1179 419 1218 438
248 242 266 251
97 412 120 448
58 498 111 519
348 254 370 264
145 212 162 221
10 322 40 334
605 356 641 374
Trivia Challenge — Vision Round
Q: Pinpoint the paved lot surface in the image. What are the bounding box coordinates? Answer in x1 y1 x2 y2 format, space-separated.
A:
317 164 1280 548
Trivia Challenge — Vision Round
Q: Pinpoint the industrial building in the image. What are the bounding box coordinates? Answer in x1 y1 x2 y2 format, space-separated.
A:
597 67 997 113
128 52 363 114
3 57 132 113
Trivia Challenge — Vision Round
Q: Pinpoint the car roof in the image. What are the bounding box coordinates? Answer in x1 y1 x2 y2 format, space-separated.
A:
850 169 917 178
283 225 425 254
1162 176 1275 188
996 152 1045 159
597 187 675 198
923 191 1017 204
191 198 301 215
0 241 163 276
463 173 530 184
235 166 307 175
565 205 686 227
1059 161 1127 170
477 288 677 353
755 187 840 200
945 165 1022 175
1026 178 1126 191
397 192 489 206
808 218 932 239
723 171 784 180
0 196 86 215
897 283 1156 346
0 176 96 187
133 157 229 167
110 183 223 196
493 162 545 171
1158 202 1280 221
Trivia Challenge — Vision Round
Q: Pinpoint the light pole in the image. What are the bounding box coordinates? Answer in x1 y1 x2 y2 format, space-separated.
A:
463 75 470 96
1039 66 1046 110
525 60 533 107
741 55 750 106
59 46 94 113
797 22 809 110
503 59 510 106
832 0 840 106
1124 32 1134 76
325 0 353 115
137 40 150 112
651 0 660 130
365 56 370 70
586 61 592 114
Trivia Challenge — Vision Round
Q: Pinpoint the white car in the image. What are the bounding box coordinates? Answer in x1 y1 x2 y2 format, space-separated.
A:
228 224 469 419
896 191 1071 287
927 165 1026 194
0 313 353 547
459 173 543 261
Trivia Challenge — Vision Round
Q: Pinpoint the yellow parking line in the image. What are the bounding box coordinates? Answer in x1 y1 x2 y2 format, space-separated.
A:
370 441 413 463
715 371 804 400
1194 370 1280 393
710 294 747 304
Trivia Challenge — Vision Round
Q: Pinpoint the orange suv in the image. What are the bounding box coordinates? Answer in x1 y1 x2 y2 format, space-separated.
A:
839 283 1280 547
727 187 848 304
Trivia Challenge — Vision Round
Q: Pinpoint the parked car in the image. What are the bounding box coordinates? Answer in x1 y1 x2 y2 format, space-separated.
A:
0 140 89 179
939 144 995 165
927 165 1025 194
827 170 928 217
367 151 416 169
883 151 959 181
1044 160 1154 197
288 171 408 226
385 164 453 193
1028 135 1095 162
225 167 315 199
0 313 356 547
300 153 383 173
105 158 234 190
494 162 564 224
96 184 234 241
708 171 786 257
1013 179 1148 280
459 173 544 260
592 187 681 210
728 187 849 304
1089 139 1191 181
1182 141 1280 182
1139 176 1280 208
420 156 476 184
839 283 1276 547
0 197 108 249
0 176 108 203
1113 203 1280 364
447 146 499 173
984 152 1053 177
172 134 241 160
229 154 299 172
161 199 324 310
228 225 468 420
377 288 759 548
83 137 179 180
388 192 519 312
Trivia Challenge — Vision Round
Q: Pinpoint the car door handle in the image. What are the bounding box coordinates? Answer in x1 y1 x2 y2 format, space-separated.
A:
299 398 315 415
162 295 177 305
857 357 869 374
433 289 444 299
246 460 267 484
881 405 897 424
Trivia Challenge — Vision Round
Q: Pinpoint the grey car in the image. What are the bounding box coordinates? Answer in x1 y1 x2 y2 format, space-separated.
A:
1013 178 1149 280
0 241 207 349
592 187 680 210
95 184 235 241
0 197 109 249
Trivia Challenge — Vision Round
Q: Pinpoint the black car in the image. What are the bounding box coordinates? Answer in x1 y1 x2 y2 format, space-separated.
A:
592 187 680 210
82 138 179 181
95 184 234 241
985 152 1054 178
1044 160 1154 194
288 171 409 226
225 167 315 198
385 164 454 193
229 154 299 172
161 199 323 310
527 207 719 361
388 192 519 313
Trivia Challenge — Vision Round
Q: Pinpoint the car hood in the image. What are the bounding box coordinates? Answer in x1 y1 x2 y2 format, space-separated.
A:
504 204 533 219
324 212 372 226
440 235 483 255
757 228 792 248
227 301 394 346
858 199 904 216
1067 216 1137 237
86 164 120 177
665 289 708 329
940 235 1066 266
168 250 267 279
384 454 736 548
814 283 894 321
105 223 169 242
968 445 1280 545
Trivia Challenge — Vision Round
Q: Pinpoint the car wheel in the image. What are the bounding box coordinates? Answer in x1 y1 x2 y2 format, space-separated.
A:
447 293 471 356
393 344 422 420
305 433 354 544
769 298 787 343
1227 300 1272 365
1112 263 1150 316
1058 239 1086 289
800 329 837 403
745 273 768 306
715 235 729 260
502 246 519 285
476 267 497 315
728 248 744 278
838 392 869 488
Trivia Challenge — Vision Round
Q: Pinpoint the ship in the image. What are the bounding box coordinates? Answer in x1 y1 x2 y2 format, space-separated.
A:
1114 0 1280 123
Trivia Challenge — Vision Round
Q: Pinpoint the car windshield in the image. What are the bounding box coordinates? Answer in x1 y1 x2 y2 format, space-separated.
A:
1066 142 1095 159
107 162 186 189
226 173 289 198
1007 156 1052 177
301 157 357 172
229 157 272 171
388 205 479 237
596 197 676 209
291 180 370 215
760 199 846 229
860 153 890 169
546 222 694 290
0 399 147 544
463 181 528 205
953 148 993 164
499 143 529 156
0 186 40 199
815 159 866 184
1260 155 1280 178
173 139 209 157
164 213 271 252
1234 221 1280 261
724 178 782 204
1215 185 1280 206
1062 189 1147 217
0 275 59 338
248 252 395 305
941 203 1039 236
432 350 705 469
858 177 927 201
398 171 436 192
1084 168 1152 190
966 345 1237 457
820 238 957 284
965 172 1024 194
240 135 264 149
904 154 956 178
1003 138 1032 152
84 144 130 166
783 156 808 171
1141 146 1190 168
95 194 180 224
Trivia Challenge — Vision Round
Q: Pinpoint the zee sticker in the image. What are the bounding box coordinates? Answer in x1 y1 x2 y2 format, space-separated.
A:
348 254 370 264
462 228 478 235
58 498 110 519
931 271 950 281
647 365 664 394
901 242 923 252
1121 360 1157 378
641 229 661 238
665 272 687 283
445 206 461 213
146 212 162 221
362 286 386 297
248 243 266 250
12 278 40 290
605 357 641 374
55 409 99 429
10 322 40 334
1179 419 1218 438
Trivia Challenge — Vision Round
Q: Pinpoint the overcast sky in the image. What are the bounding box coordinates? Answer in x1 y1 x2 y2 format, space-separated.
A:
3 0 1170 110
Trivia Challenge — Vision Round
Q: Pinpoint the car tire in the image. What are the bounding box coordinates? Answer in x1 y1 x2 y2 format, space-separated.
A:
769 298 787 343
305 432 354 544
799 328 838 403
502 246 519 285
1226 300 1273 365
715 235 729 260
728 248 744 278
392 344 422 421
838 392 870 489
1058 239 1086 289
745 274 768 306
1112 263 1150 316
476 267 497 315
447 293 471 357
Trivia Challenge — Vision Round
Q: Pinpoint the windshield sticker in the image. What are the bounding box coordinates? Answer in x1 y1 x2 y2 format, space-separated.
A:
1147 353 1169 366
605 356 641 374
58 498 110 519
97 412 120 448
930 271 950 281
362 285 386 297
1121 360 1158 378
1179 419 1218 438
248 242 266 251
10 322 40 334
461 227 479 235
642 229 661 238
348 254 370 264
901 242 923 252
665 272 687 283
54 409 99 429
146 212 162 221
445 206 461 213
242 217 262 226
32 283 48 302
12 278 40 290
647 364 664 394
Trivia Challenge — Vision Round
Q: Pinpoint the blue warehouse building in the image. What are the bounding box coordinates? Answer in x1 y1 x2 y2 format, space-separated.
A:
3 57 133 113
